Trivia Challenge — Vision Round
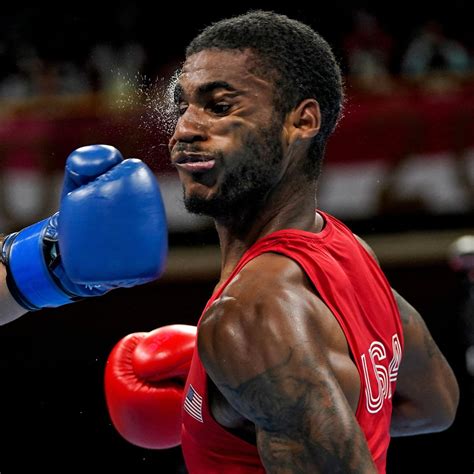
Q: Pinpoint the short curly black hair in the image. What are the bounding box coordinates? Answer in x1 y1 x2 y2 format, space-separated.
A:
186 10 344 179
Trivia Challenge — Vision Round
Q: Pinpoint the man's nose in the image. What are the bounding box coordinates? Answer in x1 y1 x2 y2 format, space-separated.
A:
169 107 207 150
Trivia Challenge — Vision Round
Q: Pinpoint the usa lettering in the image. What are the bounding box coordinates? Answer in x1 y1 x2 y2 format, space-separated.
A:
361 334 402 413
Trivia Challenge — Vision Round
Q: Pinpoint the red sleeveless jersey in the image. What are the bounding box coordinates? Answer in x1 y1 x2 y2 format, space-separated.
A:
181 211 403 473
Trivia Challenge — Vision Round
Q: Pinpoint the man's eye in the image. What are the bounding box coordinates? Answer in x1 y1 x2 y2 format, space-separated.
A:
211 103 231 115
178 104 188 115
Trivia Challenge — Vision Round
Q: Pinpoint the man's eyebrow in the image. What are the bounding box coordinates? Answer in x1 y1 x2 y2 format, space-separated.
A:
197 81 236 95
173 80 237 104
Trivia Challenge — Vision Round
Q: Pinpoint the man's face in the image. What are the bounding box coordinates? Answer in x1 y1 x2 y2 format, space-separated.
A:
168 49 285 220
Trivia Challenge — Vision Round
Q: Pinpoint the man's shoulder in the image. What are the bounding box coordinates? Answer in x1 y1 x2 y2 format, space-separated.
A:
196 250 341 388
199 251 321 350
232 251 307 291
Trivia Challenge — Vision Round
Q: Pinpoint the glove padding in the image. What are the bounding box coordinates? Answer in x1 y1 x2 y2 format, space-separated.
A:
104 325 197 449
2 144 167 310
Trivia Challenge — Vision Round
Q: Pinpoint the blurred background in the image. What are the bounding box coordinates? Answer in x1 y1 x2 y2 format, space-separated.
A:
0 1 473 472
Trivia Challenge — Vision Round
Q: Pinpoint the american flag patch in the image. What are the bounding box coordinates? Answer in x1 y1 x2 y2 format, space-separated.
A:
184 385 203 423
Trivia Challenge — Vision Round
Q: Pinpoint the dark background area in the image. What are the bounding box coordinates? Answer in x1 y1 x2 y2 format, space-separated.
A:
1 1 473 76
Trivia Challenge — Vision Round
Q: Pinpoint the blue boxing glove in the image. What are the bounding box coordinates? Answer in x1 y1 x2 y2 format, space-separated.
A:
1 145 167 311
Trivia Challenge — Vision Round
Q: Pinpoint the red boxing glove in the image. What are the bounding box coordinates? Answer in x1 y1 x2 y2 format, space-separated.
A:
104 324 197 449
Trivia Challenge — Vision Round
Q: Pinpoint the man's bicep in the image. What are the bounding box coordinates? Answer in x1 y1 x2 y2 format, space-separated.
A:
393 289 450 383
198 291 340 426
198 294 377 472
391 289 459 435
204 336 337 431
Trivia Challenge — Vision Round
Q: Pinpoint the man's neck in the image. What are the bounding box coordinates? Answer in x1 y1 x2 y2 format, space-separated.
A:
215 181 321 284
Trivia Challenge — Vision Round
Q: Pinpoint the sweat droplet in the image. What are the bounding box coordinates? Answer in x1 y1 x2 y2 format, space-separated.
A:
110 69 180 167
115 70 179 138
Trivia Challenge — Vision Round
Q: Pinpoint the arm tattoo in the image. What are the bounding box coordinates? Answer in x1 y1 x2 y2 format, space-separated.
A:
220 349 374 473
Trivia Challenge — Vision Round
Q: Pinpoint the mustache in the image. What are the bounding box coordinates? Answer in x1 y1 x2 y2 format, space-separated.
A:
171 143 223 162
171 143 205 154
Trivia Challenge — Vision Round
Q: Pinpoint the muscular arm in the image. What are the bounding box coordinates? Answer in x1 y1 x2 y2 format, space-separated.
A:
354 234 459 436
199 254 377 474
0 235 28 325
390 290 459 436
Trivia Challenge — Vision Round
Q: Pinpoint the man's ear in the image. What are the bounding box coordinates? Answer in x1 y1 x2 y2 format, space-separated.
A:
285 99 321 145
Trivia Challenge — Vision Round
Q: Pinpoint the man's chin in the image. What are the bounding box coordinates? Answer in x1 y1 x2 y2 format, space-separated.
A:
184 195 221 218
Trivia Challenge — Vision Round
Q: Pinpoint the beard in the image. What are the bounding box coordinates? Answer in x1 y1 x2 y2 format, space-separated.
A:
183 121 284 223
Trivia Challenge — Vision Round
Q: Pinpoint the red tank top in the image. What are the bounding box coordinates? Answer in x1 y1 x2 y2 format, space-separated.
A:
181 211 403 473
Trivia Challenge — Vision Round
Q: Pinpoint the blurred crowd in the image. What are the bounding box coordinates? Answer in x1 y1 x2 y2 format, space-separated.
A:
342 10 472 92
0 7 473 103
